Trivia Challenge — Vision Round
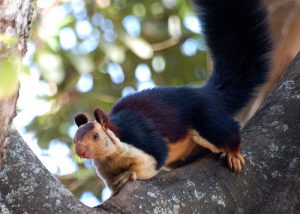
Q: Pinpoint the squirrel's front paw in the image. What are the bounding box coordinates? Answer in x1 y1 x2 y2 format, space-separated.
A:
111 171 137 195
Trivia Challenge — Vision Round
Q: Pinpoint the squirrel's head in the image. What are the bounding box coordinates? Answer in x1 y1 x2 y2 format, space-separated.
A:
73 108 118 159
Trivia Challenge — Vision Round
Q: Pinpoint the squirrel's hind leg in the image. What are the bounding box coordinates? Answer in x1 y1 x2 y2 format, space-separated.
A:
190 129 222 154
190 129 245 173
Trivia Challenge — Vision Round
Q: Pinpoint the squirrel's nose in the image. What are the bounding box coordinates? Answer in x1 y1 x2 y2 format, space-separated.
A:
75 144 86 157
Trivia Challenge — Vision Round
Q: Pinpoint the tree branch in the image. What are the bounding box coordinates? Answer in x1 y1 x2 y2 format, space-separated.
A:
0 129 102 213
101 52 300 213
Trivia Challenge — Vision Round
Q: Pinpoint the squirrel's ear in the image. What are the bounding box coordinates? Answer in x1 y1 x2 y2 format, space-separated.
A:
94 108 108 127
75 113 88 127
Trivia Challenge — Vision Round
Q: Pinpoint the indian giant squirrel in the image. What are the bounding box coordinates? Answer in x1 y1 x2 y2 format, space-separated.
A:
74 0 272 194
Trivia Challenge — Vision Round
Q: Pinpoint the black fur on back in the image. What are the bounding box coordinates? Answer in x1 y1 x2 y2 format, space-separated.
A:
194 0 272 115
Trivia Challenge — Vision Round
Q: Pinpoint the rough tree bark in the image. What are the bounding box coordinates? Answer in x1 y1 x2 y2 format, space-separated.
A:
1 0 299 213
238 0 300 125
1 52 299 213
0 0 32 166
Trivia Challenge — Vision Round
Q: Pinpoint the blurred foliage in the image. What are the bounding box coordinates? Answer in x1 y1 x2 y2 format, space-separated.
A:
25 0 209 202
0 55 20 98
0 34 22 99
59 167 104 198
0 34 18 46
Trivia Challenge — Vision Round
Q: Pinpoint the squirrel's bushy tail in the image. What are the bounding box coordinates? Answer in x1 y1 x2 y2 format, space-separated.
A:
194 0 272 115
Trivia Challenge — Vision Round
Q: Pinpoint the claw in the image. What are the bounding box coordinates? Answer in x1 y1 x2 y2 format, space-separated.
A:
131 172 137 180
220 153 227 159
225 151 245 173
111 171 136 195
227 155 233 170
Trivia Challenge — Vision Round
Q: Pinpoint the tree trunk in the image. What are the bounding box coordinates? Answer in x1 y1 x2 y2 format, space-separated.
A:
0 0 31 166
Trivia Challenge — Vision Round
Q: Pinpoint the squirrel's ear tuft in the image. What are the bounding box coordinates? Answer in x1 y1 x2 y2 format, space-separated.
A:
75 113 88 127
94 108 108 127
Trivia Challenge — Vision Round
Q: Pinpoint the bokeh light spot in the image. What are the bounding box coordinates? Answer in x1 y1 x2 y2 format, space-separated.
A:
76 73 94 93
122 15 141 37
152 55 166 73
135 64 151 82
102 187 112 202
122 86 136 97
59 27 77 51
180 38 198 56
132 4 146 17
76 20 93 39
107 63 125 84
184 15 202 34
80 192 101 207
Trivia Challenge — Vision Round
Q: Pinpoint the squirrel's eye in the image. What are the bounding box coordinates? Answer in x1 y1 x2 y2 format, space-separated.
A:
92 133 100 141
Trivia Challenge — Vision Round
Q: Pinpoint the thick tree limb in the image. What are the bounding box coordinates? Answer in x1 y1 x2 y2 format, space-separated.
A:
0 129 101 213
101 52 300 213
1 53 299 213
